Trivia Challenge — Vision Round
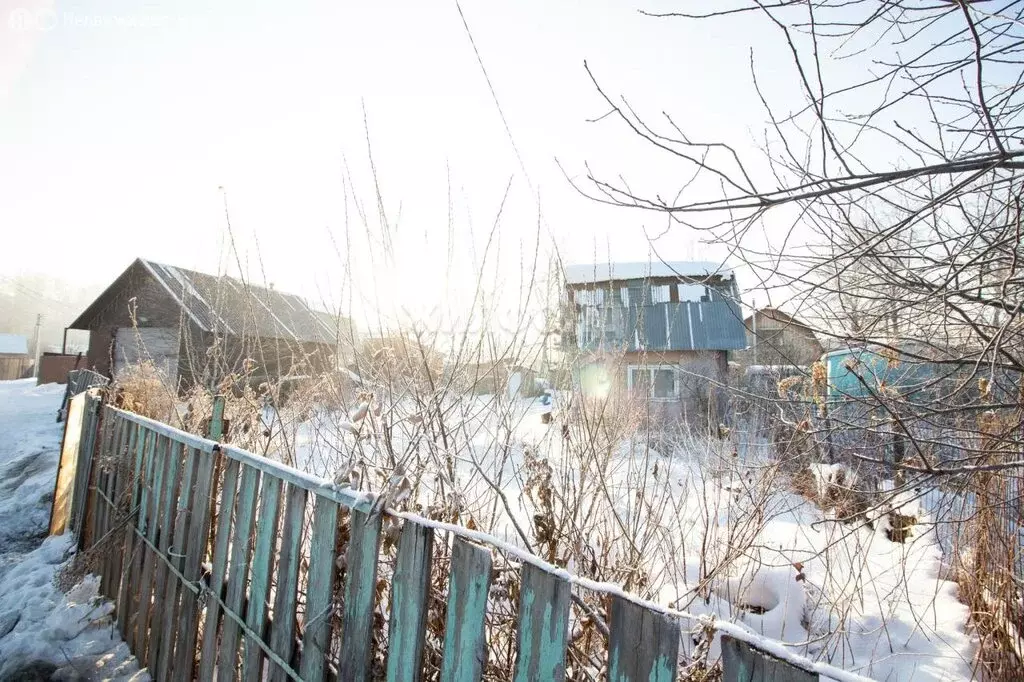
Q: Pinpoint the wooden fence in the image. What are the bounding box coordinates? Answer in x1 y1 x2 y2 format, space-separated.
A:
56 368 109 422
53 390 864 682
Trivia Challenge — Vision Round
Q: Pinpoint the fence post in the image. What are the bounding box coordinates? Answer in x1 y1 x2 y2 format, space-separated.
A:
208 394 226 441
72 390 103 548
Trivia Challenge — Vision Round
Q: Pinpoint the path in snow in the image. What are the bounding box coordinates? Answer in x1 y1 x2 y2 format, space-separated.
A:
0 379 146 680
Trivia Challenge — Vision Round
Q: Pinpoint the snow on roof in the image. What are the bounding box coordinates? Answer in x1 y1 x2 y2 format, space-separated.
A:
564 261 733 285
0 333 29 356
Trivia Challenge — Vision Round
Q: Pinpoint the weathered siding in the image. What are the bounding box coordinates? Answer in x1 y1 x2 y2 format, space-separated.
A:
741 309 823 366
79 262 187 378
175 330 334 391
0 354 31 380
113 327 180 383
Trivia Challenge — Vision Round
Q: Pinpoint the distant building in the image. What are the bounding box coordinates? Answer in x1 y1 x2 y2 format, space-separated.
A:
742 307 823 367
68 258 341 391
37 352 88 385
0 334 31 380
562 261 746 419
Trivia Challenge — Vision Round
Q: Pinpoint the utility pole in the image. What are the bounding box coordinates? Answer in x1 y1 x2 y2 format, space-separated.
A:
32 313 42 377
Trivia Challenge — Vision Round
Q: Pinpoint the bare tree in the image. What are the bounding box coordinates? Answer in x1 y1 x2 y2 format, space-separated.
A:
573 2 1024 676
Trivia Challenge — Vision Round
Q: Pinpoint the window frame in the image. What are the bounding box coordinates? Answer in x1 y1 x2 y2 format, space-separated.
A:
626 364 680 401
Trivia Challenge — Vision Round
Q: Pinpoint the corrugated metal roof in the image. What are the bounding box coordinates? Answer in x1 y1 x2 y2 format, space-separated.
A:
576 300 747 352
565 261 733 285
140 260 334 344
0 334 29 356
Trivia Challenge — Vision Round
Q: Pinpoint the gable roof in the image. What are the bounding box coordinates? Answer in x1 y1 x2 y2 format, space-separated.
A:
565 261 733 285
743 307 816 333
71 258 335 345
0 334 29 356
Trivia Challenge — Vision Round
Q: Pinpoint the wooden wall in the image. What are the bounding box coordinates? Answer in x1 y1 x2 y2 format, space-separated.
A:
0 354 31 380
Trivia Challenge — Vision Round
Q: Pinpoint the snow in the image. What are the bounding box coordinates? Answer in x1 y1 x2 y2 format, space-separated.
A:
0 379 146 680
285 392 975 681
0 380 67 565
0 333 29 356
564 261 734 284
3 371 972 681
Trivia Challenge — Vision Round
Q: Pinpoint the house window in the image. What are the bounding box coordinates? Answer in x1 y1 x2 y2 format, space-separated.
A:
653 368 676 398
651 285 672 304
628 365 679 400
678 283 706 302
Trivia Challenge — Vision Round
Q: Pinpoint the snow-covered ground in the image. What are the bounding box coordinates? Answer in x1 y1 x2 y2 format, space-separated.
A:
0 375 977 680
286 392 976 681
0 379 145 680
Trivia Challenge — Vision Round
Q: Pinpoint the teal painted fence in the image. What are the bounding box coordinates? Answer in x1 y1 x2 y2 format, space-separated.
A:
59 391 848 682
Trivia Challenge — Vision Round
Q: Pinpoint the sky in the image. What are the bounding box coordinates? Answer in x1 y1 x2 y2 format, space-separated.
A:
0 0 821 334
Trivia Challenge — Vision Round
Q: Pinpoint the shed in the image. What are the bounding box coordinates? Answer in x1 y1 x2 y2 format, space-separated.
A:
0 334 31 380
68 258 340 391
742 307 823 367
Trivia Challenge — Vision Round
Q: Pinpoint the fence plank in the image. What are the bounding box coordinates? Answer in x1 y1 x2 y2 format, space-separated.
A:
99 415 127 600
386 521 434 682
48 392 86 535
513 562 571 682
199 455 242 680
89 412 114 560
720 634 818 682
607 596 680 682
119 427 155 640
338 508 383 682
146 440 183 671
268 484 308 682
112 421 142 629
242 476 283 682
219 464 263 682
300 494 341 682
68 393 91 539
171 446 218 682
153 445 198 682
88 412 113 551
134 435 171 661
440 538 493 682
71 393 101 544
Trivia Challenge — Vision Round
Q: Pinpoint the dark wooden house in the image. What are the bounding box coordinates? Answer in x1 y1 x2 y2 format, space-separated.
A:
68 258 339 391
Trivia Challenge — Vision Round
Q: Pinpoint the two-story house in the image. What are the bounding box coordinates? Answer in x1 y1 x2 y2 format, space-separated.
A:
563 261 746 413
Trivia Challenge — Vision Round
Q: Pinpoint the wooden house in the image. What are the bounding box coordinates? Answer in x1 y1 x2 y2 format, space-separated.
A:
742 307 823 367
68 258 340 391
563 261 746 420
0 334 31 380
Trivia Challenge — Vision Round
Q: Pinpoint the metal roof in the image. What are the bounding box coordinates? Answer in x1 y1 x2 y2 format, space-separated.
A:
143 260 336 343
575 300 747 352
564 261 733 285
71 259 336 345
0 334 29 356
